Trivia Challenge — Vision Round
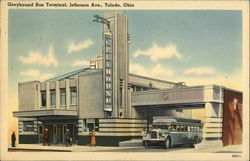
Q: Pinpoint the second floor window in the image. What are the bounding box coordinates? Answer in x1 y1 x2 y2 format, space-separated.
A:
70 87 77 105
41 90 46 107
50 89 56 106
60 88 66 105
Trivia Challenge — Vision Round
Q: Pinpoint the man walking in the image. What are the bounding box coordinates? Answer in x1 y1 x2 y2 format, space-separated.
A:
11 131 16 147
65 129 71 147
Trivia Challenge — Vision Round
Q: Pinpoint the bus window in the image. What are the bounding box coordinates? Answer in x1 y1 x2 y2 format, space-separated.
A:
184 126 188 132
171 125 176 131
188 126 190 132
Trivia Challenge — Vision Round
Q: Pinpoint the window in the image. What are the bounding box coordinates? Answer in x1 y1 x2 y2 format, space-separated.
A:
41 90 46 107
60 88 66 105
23 121 34 132
95 119 99 132
70 87 77 105
50 89 56 106
83 119 87 132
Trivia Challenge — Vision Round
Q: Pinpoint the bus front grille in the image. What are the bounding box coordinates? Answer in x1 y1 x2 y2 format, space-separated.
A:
150 131 158 139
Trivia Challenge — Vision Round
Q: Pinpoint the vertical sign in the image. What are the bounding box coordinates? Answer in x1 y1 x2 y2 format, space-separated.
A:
104 32 113 111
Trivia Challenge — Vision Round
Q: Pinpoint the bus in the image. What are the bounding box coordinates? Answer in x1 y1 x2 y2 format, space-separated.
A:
142 116 203 149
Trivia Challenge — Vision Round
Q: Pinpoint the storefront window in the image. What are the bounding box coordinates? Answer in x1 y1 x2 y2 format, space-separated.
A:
23 121 34 132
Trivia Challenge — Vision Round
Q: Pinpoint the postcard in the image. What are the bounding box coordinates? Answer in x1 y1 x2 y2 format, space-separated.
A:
0 0 249 160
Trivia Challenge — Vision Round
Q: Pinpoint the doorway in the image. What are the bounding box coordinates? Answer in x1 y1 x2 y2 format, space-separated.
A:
39 123 77 144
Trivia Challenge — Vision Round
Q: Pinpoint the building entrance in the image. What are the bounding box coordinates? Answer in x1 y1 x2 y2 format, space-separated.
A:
38 124 77 144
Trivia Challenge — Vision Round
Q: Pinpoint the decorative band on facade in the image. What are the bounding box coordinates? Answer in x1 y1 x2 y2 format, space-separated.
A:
99 119 147 123
205 117 223 122
79 132 142 137
203 137 222 141
99 123 146 128
202 133 222 138
99 128 143 132
203 128 222 133
204 122 223 128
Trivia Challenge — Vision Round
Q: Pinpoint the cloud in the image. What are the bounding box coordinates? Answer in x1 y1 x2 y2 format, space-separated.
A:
20 69 41 77
183 67 214 76
19 46 58 67
129 63 148 76
134 42 183 61
130 63 174 80
68 39 94 54
40 73 54 80
72 60 89 67
151 65 174 77
19 69 54 81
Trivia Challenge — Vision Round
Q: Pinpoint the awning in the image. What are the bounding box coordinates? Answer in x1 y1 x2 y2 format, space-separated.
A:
13 109 78 118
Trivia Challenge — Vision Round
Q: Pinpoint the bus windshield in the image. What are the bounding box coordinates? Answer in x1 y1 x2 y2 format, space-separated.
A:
152 125 170 130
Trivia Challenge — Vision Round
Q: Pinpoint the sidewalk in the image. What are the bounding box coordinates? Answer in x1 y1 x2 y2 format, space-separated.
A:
8 143 242 153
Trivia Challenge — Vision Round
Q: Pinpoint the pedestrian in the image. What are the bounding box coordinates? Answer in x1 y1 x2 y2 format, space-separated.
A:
11 131 16 147
65 129 71 147
43 128 50 146
90 130 96 146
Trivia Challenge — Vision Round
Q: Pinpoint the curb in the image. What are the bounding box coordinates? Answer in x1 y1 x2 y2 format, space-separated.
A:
8 148 71 152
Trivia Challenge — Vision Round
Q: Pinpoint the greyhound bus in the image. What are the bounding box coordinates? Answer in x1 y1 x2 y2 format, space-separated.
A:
142 116 203 149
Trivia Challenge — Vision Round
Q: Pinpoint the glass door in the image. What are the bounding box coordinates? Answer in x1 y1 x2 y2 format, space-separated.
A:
38 125 44 143
57 125 63 143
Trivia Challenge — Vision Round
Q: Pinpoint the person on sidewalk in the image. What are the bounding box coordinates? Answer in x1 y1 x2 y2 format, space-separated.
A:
11 131 16 147
65 129 71 147
90 130 96 146
43 128 50 146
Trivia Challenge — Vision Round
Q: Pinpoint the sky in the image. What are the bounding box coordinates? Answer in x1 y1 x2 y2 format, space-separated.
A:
8 10 242 140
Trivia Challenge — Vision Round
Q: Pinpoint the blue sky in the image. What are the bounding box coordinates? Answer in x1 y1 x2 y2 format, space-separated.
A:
9 9 242 96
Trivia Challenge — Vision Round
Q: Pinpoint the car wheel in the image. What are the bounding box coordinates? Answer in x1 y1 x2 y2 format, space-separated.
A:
164 138 171 149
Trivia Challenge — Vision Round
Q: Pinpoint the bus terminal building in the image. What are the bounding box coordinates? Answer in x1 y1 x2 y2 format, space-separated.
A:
13 12 243 149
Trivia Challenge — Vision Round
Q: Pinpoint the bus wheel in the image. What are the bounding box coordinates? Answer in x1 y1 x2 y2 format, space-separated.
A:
144 141 150 149
164 138 171 149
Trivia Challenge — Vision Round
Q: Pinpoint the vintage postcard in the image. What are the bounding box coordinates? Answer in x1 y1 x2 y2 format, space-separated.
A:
0 0 249 160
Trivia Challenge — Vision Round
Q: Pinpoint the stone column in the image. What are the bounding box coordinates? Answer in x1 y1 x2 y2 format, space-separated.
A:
66 79 70 110
126 87 133 118
56 81 60 109
37 83 41 109
195 102 223 149
46 82 50 109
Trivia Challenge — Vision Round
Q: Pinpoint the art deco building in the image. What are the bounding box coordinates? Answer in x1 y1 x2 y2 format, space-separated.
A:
13 12 242 148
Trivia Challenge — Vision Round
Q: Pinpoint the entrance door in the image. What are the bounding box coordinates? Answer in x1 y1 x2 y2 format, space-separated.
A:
38 125 44 143
57 125 63 143
44 125 53 143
